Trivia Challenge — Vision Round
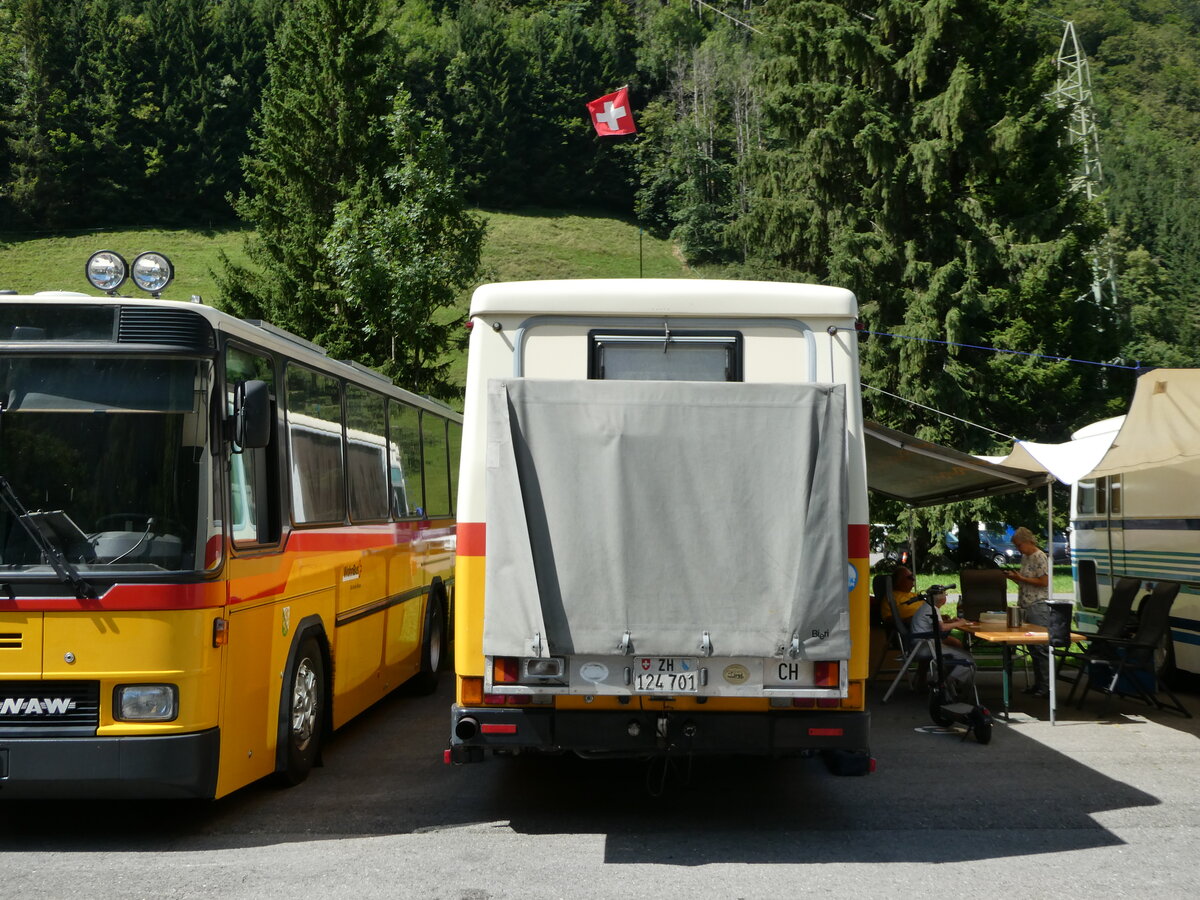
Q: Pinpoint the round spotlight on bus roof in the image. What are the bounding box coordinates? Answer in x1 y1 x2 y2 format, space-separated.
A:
131 251 174 296
85 250 128 293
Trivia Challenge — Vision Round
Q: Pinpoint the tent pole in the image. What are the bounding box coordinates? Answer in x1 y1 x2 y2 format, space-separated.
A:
1048 480 1057 725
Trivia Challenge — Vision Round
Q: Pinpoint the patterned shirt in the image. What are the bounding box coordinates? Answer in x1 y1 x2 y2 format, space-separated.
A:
1017 548 1050 608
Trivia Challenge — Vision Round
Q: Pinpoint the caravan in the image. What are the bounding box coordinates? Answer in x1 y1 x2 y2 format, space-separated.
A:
1067 372 1200 676
447 279 873 774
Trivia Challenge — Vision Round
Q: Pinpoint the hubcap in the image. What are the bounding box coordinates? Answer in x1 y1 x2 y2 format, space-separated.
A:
291 657 318 750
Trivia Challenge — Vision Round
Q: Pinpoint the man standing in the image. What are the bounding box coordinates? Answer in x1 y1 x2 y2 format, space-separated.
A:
1005 526 1051 697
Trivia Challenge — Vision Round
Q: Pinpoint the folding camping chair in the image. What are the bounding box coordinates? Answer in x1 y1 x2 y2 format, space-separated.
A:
1076 580 1190 717
881 582 937 703
1062 575 1141 701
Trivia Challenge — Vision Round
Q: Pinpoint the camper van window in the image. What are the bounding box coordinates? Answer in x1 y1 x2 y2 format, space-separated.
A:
1109 475 1122 515
587 330 742 382
1077 480 1096 515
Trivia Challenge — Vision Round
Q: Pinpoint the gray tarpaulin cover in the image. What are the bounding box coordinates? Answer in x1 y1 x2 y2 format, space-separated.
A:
483 379 850 660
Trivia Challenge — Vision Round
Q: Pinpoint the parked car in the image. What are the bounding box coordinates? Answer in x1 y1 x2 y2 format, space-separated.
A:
945 524 1070 566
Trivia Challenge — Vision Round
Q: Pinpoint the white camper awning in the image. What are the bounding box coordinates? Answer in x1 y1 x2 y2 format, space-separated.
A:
864 421 1052 507
988 369 1200 485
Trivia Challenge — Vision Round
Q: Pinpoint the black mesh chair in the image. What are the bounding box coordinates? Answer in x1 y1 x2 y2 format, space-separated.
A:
1062 576 1142 701
871 573 900 681
1076 580 1190 717
958 568 1008 622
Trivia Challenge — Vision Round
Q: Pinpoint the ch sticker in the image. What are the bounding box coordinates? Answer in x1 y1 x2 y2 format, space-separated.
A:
282 606 290 637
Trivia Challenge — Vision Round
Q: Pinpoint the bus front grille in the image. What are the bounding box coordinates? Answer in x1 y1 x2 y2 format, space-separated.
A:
0 681 101 731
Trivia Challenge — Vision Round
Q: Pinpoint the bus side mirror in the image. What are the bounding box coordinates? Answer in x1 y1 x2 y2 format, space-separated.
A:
234 379 272 449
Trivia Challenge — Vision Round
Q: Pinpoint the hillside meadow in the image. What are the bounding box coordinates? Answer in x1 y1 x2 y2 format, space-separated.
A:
0 209 689 393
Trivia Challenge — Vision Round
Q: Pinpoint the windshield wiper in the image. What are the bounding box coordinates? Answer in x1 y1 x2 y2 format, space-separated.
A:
0 477 97 599
0 401 96 599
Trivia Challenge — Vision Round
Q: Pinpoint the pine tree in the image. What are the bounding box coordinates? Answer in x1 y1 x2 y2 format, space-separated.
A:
5 0 91 226
324 91 485 399
736 0 1115 450
217 0 395 345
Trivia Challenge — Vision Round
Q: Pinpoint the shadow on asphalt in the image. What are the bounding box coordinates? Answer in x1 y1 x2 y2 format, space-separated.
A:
2 664 1197 865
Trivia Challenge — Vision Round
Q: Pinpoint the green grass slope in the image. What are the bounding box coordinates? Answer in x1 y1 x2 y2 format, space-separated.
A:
0 209 688 300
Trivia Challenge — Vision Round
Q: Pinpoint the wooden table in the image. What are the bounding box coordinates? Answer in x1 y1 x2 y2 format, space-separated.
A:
960 623 1086 720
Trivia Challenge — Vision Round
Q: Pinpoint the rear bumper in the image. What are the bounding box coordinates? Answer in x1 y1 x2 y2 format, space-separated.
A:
448 706 869 763
0 729 220 799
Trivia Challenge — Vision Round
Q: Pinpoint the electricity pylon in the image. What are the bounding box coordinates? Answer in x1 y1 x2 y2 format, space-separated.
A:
1050 20 1119 314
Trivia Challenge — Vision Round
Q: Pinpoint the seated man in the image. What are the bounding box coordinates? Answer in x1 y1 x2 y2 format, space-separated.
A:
908 586 975 692
878 565 918 623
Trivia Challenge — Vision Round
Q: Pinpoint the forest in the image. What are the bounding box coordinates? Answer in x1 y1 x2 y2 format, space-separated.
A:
2 0 1199 460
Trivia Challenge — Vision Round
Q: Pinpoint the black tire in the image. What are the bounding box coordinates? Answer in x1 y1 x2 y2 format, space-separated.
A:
972 711 993 745
823 749 872 776
930 694 953 727
409 589 447 695
991 553 1007 567
274 636 325 787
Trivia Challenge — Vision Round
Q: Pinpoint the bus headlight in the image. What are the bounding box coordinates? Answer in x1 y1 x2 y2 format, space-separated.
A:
131 251 174 295
85 250 128 293
114 684 179 721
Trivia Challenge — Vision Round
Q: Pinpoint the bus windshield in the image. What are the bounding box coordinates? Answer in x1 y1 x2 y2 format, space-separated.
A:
0 356 213 575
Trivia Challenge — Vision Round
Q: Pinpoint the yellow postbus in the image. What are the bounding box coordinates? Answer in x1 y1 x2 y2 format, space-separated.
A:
0 265 458 798
448 279 872 776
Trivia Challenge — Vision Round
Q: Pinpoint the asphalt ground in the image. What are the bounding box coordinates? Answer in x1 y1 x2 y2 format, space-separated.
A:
1 653 1198 899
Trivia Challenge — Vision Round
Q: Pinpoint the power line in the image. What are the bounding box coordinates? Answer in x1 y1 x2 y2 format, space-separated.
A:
862 383 1021 444
861 329 1140 371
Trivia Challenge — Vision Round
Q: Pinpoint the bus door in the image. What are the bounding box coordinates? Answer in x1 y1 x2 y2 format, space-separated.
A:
218 344 286 794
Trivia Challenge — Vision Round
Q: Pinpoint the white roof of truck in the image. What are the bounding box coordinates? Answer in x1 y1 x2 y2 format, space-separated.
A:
469 279 857 318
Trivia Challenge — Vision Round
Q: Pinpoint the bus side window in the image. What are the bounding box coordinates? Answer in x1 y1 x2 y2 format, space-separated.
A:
1097 476 1108 516
422 413 450 517
1109 475 1122 515
286 365 346 525
388 400 423 517
345 383 390 522
448 420 462 515
226 346 280 547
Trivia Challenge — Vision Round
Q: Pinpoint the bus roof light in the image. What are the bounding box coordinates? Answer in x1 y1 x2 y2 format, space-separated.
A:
85 251 128 294
131 252 174 296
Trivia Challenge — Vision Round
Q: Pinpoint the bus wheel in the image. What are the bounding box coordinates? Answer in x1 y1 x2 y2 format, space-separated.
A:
823 749 872 776
275 636 325 786
410 590 447 696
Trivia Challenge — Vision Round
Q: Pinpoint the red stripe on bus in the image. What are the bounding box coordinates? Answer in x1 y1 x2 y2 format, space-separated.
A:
0 582 226 613
458 523 486 557
848 523 868 557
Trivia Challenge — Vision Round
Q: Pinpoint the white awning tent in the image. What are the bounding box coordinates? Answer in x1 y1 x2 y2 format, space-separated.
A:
867 369 1200 505
990 368 1200 484
864 421 1053 507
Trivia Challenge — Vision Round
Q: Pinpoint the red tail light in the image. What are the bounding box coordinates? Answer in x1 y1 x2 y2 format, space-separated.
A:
813 661 839 687
492 657 519 684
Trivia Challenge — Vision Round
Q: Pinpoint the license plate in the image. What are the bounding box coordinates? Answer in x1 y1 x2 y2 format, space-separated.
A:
633 657 699 693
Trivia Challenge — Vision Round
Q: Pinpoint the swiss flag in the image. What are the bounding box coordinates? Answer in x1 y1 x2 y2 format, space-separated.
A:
587 87 637 136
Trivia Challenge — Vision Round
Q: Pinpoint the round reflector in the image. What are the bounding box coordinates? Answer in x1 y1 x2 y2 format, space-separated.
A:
85 250 128 293
131 251 174 294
